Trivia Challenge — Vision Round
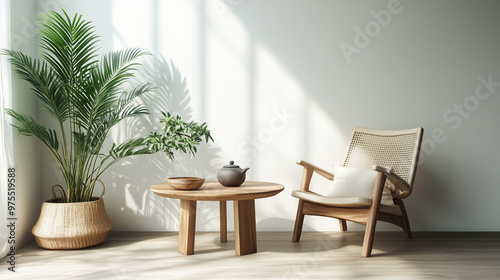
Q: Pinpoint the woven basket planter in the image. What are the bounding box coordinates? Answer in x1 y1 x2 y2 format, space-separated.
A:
32 196 113 249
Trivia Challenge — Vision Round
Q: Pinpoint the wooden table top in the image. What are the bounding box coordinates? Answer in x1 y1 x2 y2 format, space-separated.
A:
150 181 284 201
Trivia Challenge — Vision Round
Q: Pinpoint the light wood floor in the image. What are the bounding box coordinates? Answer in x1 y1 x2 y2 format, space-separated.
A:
1 231 500 279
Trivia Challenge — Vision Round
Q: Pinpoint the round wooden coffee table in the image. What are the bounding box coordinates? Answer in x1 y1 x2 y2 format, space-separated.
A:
150 181 284 256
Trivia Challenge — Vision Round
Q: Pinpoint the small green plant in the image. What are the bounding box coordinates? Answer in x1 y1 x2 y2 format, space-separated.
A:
145 112 214 160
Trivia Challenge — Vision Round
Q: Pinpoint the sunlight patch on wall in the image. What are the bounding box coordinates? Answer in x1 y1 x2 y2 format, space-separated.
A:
252 42 344 177
155 0 198 65
202 3 252 161
111 0 154 50
251 42 305 166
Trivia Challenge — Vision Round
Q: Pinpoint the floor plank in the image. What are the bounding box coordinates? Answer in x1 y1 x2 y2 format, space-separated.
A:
1 232 500 279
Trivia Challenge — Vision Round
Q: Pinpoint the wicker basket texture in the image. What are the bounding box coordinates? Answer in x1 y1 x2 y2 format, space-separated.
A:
32 196 113 249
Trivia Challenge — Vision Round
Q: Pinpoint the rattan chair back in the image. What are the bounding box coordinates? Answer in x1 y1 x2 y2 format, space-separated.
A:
341 127 424 188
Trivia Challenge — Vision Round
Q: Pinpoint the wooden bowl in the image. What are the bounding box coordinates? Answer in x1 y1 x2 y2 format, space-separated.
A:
167 177 205 190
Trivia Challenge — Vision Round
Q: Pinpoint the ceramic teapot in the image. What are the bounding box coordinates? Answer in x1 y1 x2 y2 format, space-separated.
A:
217 161 250 187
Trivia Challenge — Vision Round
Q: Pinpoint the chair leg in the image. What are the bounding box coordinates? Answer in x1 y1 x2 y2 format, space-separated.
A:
361 211 378 257
394 199 412 239
362 172 386 257
338 219 348 231
292 200 305 242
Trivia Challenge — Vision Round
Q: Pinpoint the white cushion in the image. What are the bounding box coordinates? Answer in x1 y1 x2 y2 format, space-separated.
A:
326 165 394 206
291 190 401 215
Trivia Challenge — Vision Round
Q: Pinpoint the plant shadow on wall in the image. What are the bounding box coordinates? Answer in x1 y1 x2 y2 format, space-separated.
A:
106 55 223 231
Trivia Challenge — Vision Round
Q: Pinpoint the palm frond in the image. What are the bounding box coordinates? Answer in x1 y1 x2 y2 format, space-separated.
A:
5 109 60 154
108 138 154 160
71 48 149 129
73 130 103 157
119 82 155 105
95 137 154 180
1 49 69 122
118 104 149 120
94 48 148 95
38 10 100 83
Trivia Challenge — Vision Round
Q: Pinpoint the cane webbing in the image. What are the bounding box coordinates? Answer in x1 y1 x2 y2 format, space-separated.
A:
342 127 422 188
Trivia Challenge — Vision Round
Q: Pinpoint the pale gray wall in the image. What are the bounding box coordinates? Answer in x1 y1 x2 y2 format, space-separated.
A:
8 0 41 247
11 0 500 233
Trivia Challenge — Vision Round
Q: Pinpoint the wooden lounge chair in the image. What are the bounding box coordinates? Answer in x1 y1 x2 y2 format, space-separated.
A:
291 126 424 257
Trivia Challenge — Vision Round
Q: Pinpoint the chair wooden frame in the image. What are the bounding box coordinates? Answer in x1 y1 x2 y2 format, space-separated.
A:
292 127 423 257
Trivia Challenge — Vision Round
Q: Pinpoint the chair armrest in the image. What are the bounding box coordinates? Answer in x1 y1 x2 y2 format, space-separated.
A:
372 165 412 199
295 159 334 193
296 160 334 180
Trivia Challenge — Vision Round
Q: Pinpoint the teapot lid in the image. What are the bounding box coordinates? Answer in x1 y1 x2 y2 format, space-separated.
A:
223 161 239 168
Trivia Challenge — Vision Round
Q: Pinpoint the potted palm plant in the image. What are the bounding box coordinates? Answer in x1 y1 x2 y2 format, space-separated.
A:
2 10 212 249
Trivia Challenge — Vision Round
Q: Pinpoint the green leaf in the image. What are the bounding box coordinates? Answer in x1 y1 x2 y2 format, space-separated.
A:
145 112 214 160
2 49 69 122
6 109 60 153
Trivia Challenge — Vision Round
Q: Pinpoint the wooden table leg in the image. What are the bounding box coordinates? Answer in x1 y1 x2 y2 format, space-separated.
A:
220 201 227 243
178 199 197 255
234 199 256 256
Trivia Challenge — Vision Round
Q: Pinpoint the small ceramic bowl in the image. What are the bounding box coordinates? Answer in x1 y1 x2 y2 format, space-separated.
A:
167 177 205 190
